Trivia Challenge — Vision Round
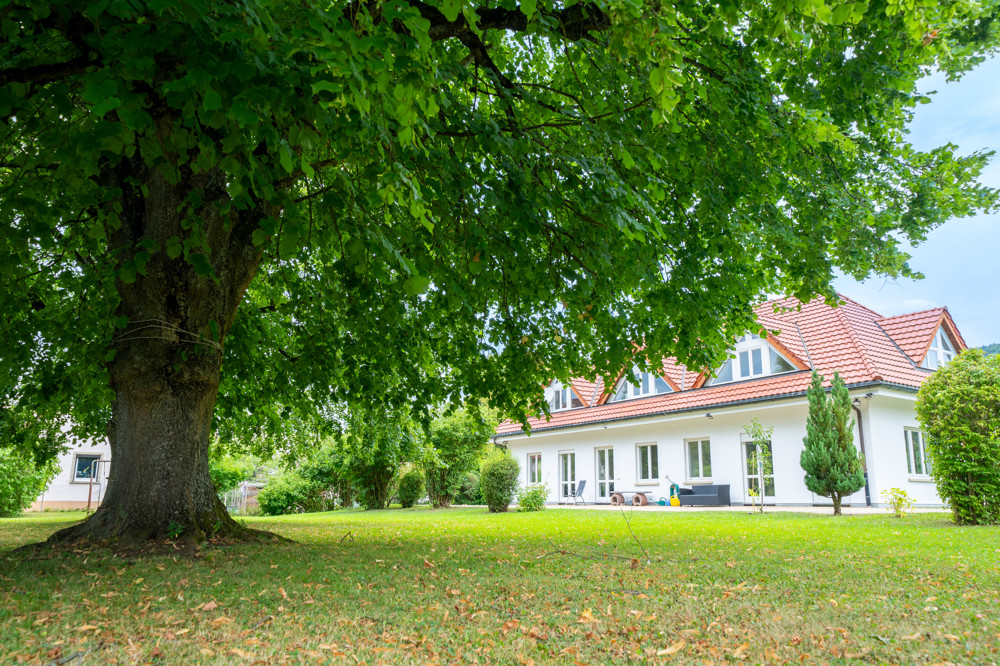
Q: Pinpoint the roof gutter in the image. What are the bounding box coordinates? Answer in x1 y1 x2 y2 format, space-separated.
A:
497 379 918 439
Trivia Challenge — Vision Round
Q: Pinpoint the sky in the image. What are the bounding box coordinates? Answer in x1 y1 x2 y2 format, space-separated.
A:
832 58 1000 348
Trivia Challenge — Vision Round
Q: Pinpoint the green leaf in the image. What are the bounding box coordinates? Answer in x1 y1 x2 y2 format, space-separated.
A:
403 275 431 296
203 89 223 112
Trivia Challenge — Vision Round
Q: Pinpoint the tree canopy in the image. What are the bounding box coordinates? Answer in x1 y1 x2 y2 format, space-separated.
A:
1 0 998 539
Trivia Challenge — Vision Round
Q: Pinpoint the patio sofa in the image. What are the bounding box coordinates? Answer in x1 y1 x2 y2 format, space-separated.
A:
678 484 731 506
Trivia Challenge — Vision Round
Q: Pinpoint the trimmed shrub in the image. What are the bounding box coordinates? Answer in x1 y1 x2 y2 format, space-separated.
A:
916 349 1000 525
881 487 915 518
516 483 548 512
454 471 483 505
257 472 315 516
480 448 520 513
398 469 425 508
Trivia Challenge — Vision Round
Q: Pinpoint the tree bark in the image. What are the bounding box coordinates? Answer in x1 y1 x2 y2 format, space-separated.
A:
51 138 267 543
832 494 842 516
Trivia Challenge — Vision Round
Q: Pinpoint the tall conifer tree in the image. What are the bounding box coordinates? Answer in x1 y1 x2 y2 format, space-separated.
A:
801 371 865 515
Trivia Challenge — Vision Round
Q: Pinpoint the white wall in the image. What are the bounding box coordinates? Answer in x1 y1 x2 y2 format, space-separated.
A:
864 392 942 506
504 390 941 507
32 440 112 510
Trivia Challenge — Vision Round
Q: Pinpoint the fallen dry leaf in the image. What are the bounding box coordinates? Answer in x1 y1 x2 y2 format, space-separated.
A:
733 642 749 658
577 609 596 623
202 600 218 612
656 639 686 656
942 634 960 643
901 633 923 641
211 616 233 627
76 625 99 632
502 619 520 634
423 559 435 568
279 587 288 600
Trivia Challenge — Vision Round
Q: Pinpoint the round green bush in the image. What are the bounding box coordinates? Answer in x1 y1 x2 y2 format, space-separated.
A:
397 469 425 508
480 448 520 513
916 349 1000 525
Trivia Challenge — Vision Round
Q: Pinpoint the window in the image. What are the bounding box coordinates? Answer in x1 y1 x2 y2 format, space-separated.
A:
547 380 584 411
74 454 100 482
707 334 797 385
608 366 672 402
527 453 541 483
636 443 659 482
905 429 931 476
686 439 712 480
922 328 955 370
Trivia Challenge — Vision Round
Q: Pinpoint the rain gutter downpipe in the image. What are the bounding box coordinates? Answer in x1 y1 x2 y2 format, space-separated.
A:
851 400 872 507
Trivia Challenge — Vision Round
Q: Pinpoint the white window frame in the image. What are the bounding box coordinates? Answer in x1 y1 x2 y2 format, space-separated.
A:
904 428 931 477
609 366 671 402
708 334 796 385
527 453 542 484
685 438 712 482
636 442 659 483
922 328 955 370
72 454 101 483
546 380 583 412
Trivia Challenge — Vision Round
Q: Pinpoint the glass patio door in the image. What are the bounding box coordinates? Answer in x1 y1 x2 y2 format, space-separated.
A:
596 448 614 502
559 452 576 501
743 440 775 504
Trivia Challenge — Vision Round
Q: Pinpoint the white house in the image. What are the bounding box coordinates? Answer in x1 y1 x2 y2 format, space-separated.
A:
30 439 111 511
497 295 962 508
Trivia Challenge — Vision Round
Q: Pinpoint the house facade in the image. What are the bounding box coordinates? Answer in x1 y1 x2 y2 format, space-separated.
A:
30 439 111 511
498 295 962 508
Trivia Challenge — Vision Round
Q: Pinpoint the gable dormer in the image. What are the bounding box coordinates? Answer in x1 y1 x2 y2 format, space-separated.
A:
921 326 957 370
606 366 674 403
705 333 799 386
544 379 585 412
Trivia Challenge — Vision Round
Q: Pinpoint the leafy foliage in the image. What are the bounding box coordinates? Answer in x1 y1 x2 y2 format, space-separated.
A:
516 483 549 512
0 446 58 517
881 487 916 518
257 471 319 516
1 0 997 463
800 371 865 515
981 343 1000 356
208 453 257 494
397 469 425 509
916 350 1000 525
454 472 483 505
339 409 420 510
423 407 496 508
480 448 520 513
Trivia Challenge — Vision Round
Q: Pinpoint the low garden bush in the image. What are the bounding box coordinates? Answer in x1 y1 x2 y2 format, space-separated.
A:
257 472 317 516
480 448 519 513
516 483 548 512
455 471 483 505
0 447 58 518
397 469 425 508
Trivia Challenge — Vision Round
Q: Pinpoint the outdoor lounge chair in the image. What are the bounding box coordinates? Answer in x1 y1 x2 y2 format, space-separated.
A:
571 480 587 505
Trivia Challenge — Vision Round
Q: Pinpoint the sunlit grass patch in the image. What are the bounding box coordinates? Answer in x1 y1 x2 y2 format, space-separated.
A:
2 508 998 663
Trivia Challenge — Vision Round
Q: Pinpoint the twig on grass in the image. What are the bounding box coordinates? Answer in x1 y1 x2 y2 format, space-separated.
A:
618 506 652 565
339 531 355 544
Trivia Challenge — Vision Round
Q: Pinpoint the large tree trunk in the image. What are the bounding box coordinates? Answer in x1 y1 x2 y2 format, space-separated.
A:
51 143 266 543
832 494 842 516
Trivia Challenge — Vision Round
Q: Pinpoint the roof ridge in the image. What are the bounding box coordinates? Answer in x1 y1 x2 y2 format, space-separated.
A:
835 292 883 319
877 305 946 322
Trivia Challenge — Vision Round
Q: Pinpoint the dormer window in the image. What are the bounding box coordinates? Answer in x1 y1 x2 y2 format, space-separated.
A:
707 334 797 386
546 380 584 411
922 328 955 370
608 366 672 402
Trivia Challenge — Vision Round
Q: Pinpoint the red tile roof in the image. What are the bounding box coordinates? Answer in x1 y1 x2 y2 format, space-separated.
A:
497 294 966 435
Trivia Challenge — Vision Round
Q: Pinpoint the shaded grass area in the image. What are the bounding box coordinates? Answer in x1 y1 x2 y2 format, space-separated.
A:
2 507 1000 664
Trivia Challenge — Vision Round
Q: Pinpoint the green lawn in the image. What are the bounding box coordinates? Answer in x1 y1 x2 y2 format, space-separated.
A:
2 508 998 664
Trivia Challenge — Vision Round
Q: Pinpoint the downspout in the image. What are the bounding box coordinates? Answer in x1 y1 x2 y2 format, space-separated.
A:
851 403 872 507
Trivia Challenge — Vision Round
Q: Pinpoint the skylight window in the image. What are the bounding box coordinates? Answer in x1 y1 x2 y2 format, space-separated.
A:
922 328 955 370
706 334 797 386
546 380 584 411
608 366 672 402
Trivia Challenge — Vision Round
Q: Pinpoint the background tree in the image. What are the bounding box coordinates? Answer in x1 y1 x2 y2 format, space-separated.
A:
1 0 998 541
744 417 774 514
800 371 865 515
424 407 496 508
916 350 1000 525
0 446 59 518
